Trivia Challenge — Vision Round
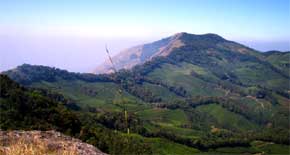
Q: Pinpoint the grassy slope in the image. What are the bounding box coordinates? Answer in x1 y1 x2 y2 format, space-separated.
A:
137 108 189 126
232 61 289 90
146 138 200 155
264 52 290 74
31 79 149 112
120 133 201 155
142 82 183 102
3 34 290 154
212 141 290 154
147 62 225 96
196 104 258 130
24 63 288 154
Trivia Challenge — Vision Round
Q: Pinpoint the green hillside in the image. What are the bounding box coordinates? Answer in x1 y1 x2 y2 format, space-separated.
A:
0 74 199 154
262 51 290 75
2 33 290 154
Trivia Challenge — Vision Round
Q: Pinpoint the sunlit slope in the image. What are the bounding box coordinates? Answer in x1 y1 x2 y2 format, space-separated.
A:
3 32 290 154
262 51 290 75
31 80 146 111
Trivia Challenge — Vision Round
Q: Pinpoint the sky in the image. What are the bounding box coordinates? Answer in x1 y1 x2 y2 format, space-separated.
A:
0 0 289 72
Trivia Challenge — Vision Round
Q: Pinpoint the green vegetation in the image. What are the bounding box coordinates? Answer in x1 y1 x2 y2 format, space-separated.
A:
146 138 200 155
2 33 289 154
0 75 152 154
0 74 81 134
196 104 258 130
263 51 290 74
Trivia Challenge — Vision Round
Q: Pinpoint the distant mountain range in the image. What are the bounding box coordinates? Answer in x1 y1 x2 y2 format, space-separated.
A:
2 32 290 154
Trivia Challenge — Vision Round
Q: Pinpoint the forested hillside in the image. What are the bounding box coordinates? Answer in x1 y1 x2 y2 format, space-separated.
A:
2 33 290 154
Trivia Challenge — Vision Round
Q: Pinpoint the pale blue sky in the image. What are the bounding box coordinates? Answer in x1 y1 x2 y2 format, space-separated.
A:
0 0 289 72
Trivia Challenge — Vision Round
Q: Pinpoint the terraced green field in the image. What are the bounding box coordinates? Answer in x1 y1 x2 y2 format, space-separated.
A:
3 34 289 154
147 63 225 96
196 104 258 130
31 80 148 112
141 82 183 102
146 138 200 155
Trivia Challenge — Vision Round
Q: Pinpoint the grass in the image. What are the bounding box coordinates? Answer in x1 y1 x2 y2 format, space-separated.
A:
142 82 183 102
251 141 290 154
137 108 189 126
117 132 201 155
0 135 78 155
147 62 224 96
145 137 200 155
233 62 288 90
138 109 203 139
25 63 289 154
196 104 258 130
31 79 146 112
213 146 259 154
204 141 290 154
264 52 290 74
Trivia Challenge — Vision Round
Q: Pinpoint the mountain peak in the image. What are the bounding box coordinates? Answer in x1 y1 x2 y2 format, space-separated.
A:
172 32 188 37
203 33 225 40
173 32 226 44
94 32 228 74
94 33 186 74
173 32 224 39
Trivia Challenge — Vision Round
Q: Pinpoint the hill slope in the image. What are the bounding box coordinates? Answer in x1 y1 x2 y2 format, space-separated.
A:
2 32 290 154
94 32 186 74
0 75 152 155
94 32 287 77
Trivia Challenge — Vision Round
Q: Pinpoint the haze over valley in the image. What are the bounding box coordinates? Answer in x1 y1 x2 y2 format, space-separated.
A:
1 0 289 72
0 0 289 154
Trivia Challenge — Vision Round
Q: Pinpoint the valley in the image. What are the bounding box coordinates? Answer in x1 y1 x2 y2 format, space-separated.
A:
1 33 290 154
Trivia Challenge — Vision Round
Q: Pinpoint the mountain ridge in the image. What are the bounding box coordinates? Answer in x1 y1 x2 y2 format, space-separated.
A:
94 32 231 74
2 32 290 154
94 32 288 75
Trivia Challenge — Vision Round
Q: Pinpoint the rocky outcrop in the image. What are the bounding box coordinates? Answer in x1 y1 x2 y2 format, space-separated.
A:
0 130 107 155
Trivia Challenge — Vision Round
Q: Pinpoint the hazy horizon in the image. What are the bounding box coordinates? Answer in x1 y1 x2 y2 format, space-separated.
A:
1 0 289 73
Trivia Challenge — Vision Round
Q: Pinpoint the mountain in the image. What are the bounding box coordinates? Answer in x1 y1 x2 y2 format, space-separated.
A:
94 32 190 73
2 32 290 154
94 32 264 74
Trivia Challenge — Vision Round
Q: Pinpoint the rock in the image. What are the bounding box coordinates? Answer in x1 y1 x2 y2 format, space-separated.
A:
0 130 107 155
